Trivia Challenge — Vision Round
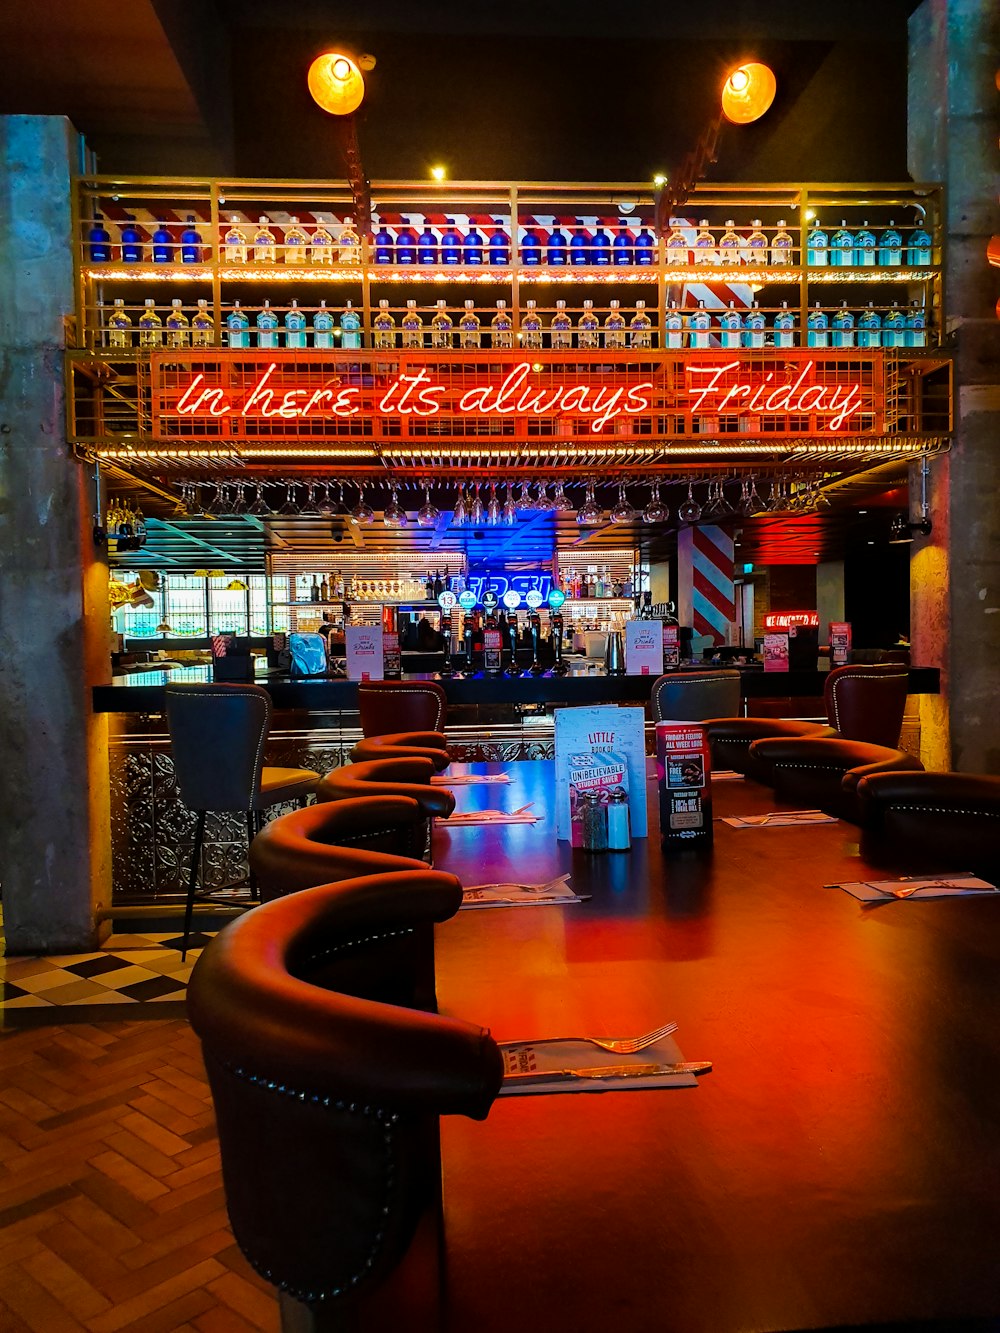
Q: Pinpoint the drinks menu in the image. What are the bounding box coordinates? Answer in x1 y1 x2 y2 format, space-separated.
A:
345 624 384 680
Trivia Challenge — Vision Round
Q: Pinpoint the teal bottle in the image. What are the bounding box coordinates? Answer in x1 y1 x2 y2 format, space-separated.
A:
905 302 927 348
773 302 796 348
742 302 766 349
664 301 684 349
853 222 877 267
878 221 902 267
908 225 932 265
719 302 742 350
857 303 882 348
806 222 828 267
340 300 362 349
226 302 250 349
284 300 307 349
689 301 711 349
313 300 335 349
882 303 906 348
255 300 279 349
807 303 829 348
829 220 854 268
831 302 855 348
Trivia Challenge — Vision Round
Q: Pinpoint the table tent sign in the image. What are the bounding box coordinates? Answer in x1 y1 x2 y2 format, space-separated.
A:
554 705 648 840
625 619 665 675
345 624 384 680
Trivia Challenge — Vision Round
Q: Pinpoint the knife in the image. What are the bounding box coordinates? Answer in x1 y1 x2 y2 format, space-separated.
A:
504 1061 712 1085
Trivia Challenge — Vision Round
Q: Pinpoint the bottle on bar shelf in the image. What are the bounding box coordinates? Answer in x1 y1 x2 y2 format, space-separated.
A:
191 298 214 347
417 221 438 265
520 224 542 266
313 299 334 348
613 220 634 265
88 214 112 263
689 301 711 349
254 216 276 263
591 221 612 265
771 219 794 265
908 223 932 266
285 299 307 349
284 216 309 264
424 570 435 600
744 219 768 266
718 219 740 264
630 300 653 349
570 221 591 266
634 226 656 264
883 303 906 348
107 298 132 348
878 220 902 267
488 224 509 266
831 302 855 348
382 606 402 680
604 299 626 349
400 299 423 349
373 299 396 349
854 221 877 267
165 298 189 348
227 301 250 348
693 220 714 263
521 299 543 350
550 299 572 350
338 216 361 265
120 216 142 263
459 300 481 348
310 576 320 603
906 301 927 348
430 299 453 349
463 221 485 266
806 220 828 266
719 301 742 350
180 216 202 264
255 300 279 349
223 216 248 263
577 299 600 349
664 300 684 349
490 300 513 348
829 220 854 268
773 301 796 348
547 222 569 266
665 221 688 266
340 300 362 349
742 301 766 349
373 216 394 265
138 299 162 348
320 574 329 602
857 302 882 348
807 302 829 348
440 218 462 265
395 217 418 265
310 215 335 264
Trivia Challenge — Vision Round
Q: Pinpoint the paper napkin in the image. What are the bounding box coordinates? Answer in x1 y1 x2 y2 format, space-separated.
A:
828 873 999 902
722 810 837 828
460 874 580 910
497 1032 700 1096
430 772 512 786
445 804 539 827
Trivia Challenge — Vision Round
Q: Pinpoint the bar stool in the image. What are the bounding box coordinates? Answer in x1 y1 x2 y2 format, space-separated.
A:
165 682 319 957
351 729 450 771
651 670 742 723
824 663 909 748
316 756 455 863
747 735 923 823
358 680 447 737
857 770 1000 879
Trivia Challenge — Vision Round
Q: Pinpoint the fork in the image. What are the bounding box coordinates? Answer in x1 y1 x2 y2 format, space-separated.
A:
536 1022 678 1056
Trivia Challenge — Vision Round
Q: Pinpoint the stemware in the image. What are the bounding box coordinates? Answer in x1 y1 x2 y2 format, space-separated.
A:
317 481 336 516
534 480 553 510
517 479 535 510
349 485 374 524
383 486 407 527
470 481 486 525
228 482 248 515
677 482 703 524
277 482 299 516
552 480 574 513
643 482 670 524
576 483 604 526
417 486 441 527
300 482 321 516
247 481 269 516
452 485 469 527
746 476 766 514
501 481 517 526
205 482 228 515
610 483 637 524
486 482 502 526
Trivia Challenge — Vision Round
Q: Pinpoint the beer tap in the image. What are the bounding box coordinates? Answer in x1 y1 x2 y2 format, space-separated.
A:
528 612 545 675
439 612 454 677
551 611 569 675
505 613 521 676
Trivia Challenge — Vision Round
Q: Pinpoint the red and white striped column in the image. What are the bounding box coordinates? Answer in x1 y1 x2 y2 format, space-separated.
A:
677 525 736 646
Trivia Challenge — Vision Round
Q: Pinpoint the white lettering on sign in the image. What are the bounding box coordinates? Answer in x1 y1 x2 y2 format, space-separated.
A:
686 360 863 431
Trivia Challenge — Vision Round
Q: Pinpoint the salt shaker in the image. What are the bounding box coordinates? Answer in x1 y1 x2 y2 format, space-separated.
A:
607 786 631 852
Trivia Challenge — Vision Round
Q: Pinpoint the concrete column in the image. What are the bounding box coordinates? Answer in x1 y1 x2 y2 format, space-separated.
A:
908 0 1000 773
816 561 845 647
0 116 112 951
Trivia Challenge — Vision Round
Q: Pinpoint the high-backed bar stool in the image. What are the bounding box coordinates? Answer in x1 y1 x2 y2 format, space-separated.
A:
857 770 1000 879
316 756 454 865
651 670 742 723
165 682 319 957
747 735 923 823
250 796 431 903
351 730 450 771
823 663 910 748
358 680 447 737
187 872 503 1327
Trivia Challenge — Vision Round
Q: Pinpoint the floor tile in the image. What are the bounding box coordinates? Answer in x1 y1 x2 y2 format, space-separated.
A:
3 957 66 979
33 978 113 1004
64 955 134 979
7 969 82 994
91 965 164 990
66 989 133 1005
3 994 55 1008
118 975 189 1002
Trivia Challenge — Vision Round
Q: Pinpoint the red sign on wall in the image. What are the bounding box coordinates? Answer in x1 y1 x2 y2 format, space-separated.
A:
763 611 820 630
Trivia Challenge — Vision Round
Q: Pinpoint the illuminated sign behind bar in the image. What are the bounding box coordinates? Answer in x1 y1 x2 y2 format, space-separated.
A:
148 349 889 445
763 611 820 630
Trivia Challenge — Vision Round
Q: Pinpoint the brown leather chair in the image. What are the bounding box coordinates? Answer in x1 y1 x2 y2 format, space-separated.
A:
187 872 503 1320
351 730 450 771
249 796 430 903
651 670 742 723
316 756 455 819
359 680 447 737
857 771 1000 879
703 717 836 781
748 736 924 823
823 663 909 748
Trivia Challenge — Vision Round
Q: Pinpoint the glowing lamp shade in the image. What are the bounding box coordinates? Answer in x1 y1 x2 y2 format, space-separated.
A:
721 62 776 124
308 52 365 116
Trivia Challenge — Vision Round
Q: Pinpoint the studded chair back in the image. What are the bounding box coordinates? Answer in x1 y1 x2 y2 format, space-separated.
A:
166 682 270 811
651 670 742 723
824 664 909 748
359 680 447 737
351 730 450 771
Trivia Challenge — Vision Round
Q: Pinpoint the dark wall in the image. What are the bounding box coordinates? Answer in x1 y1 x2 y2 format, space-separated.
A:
844 539 910 649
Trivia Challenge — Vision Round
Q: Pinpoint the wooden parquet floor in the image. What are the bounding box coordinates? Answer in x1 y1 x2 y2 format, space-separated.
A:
0 1017 280 1333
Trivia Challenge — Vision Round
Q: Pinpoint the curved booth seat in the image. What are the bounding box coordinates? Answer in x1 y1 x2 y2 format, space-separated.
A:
317 756 456 820
703 718 836 781
650 670 742 723
748 736 924 823
857 771 1000 879
351 730 451 771
359 680 448 737
188 872 503 1317
824 663 909 748
249 796 429 903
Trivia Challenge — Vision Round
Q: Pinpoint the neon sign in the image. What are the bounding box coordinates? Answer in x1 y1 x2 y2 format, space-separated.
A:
763 611 820 630
687 361 862 432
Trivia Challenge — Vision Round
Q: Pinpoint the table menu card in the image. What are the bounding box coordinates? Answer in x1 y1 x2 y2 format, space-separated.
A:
625 619 664 676
555 706 648 840
763 632 790 672
345 624 383 681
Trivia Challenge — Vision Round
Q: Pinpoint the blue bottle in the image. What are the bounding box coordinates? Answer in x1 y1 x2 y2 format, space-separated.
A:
905 302 927 348
88 215 112 263
488 226 509 266
773 302 796 348
613 222 634 265
853 222 877 267
373 218 395 265
395 217 417 265
878 221 902 267
152 221 174 264
908 225 932 266
520 226 542 266
437 218 461 265
883 303 906 347
807 303 829 348
689 301 711 349
313 300 335 349
180 216 202 264
120 217 143 263
226 302 250 349
284 300 308 349
829 220 854 268
340 300 362 349
806 221 828 267
417 224 438 265
463 223 484 266
591 223 612 266
570 223 591 266
719 302 742 350
831 302 855 348
664 301 684 349
857 303 882 348
633 227 656 265
547 224 569 266
742 302 766 349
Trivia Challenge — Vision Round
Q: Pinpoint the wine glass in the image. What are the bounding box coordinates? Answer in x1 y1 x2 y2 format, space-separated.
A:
470 481 486 525
317 481 336 516
501 482 517 526
517 480 535 510
576 483 604 526
677 482 703 523
535 480 553 510
278 482 299 515
486 482 502 525
349 485 374 524
301 482 320 516
383 486 407 527
247 481 269 516
452 485 469 527
643 482 669 524
610 484 637 524
552 479 574 512
417 486 440 527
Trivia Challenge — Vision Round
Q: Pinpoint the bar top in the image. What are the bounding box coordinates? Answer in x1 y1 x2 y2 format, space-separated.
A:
92 663 940 713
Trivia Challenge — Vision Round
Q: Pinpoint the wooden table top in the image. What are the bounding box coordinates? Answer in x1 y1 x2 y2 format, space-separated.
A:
430 760 1000 1333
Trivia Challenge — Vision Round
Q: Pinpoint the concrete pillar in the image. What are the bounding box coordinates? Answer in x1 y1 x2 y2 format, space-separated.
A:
0 116 112 951
908 0 1000 773
677 525 736 645
816 561 845 647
